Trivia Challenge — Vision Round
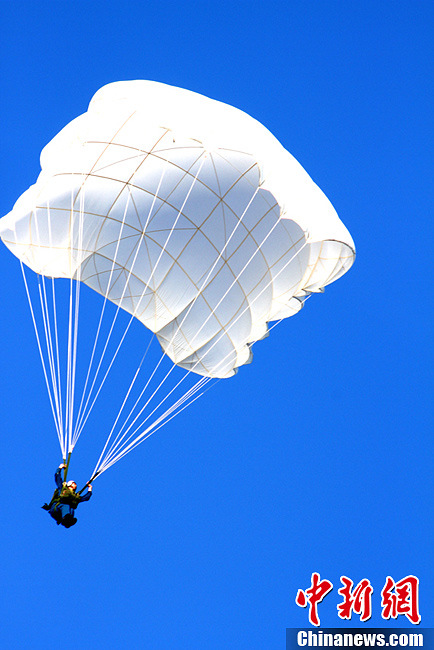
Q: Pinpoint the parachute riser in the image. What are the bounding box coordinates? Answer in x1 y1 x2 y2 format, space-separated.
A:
78 470 100 495
63 451 73 484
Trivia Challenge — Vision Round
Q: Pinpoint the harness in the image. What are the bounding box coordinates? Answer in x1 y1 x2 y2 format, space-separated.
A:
42 484 81 511
59 485 81 509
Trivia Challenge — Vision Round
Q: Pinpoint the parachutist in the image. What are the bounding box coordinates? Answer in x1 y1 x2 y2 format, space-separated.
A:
42 464 92 528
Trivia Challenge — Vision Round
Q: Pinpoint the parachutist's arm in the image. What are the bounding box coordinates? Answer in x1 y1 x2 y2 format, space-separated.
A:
79 485 93 502
54 467 63 489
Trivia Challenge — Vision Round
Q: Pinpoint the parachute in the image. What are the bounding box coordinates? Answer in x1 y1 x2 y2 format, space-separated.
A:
0 81 355 480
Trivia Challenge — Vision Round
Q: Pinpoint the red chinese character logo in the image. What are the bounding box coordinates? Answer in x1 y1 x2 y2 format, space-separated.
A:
381 575 421 624
337 576 373 622
296 572 333 627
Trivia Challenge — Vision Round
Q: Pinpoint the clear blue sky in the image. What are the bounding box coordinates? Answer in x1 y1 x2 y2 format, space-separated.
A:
0 2 432 648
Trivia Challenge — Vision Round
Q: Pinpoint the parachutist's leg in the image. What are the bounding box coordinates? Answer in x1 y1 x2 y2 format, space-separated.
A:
49 506 63 525
62 514 77 528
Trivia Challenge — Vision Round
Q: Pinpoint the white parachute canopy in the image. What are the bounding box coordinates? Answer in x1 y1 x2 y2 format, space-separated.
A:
0 81 355 476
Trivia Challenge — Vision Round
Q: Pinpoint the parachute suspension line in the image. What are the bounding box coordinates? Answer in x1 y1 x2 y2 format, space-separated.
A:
20 262 64 455
71 193 138 443
65 284 74 452
64 186 80 453
72 140 184 443
37 276 64 448
45 198 65 443
85 150 212 474
65 185 76 454
90 150 212 469
50 277 64 441
96 362 186 469
71 185 166 444
113 377 214 469
89 340 164 475
101 160 256 439
31 185 88 459
98 346 170 460
72 129 177 438
66 183 86 454
90 332 156 478
64 186 81 450
39 198 66 454
95 376 212 475
80 150 209 460
72 183 87 446
72 309 140 443
97 380 209 475
72 185 133 441
31 200 67 454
